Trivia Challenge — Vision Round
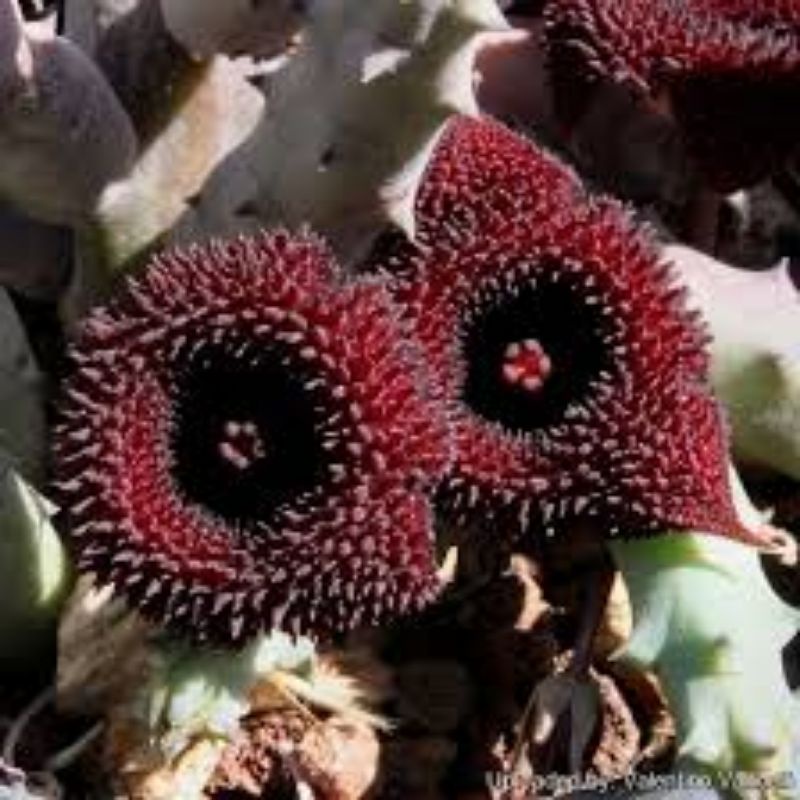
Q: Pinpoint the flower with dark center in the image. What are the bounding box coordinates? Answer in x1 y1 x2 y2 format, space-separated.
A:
369 116 777 546
53 231 450 645
543 0 800 191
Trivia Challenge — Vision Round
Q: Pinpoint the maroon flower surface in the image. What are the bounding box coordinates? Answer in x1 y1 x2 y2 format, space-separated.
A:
53 231 450 645
543 0 800 190
371 116 767 544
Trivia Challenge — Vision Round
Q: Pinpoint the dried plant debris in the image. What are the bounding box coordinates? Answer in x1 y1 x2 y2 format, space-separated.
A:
206 706 312 799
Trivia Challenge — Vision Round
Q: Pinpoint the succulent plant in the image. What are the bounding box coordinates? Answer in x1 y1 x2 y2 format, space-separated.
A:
667 244 800 481
611 470 800 784
0 0 136 226
0 471 70 677
180 0 509 262
2 0 508 306
158 0 305 59
0 289 69 677
0 0 798 794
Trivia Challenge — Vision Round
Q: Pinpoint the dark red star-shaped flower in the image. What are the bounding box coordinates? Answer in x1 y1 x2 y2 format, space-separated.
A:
543 0 800 190
54 231 450 645
370 116 772 545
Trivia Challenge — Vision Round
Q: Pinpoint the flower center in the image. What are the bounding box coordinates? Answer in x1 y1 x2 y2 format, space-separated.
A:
218 420 266 471
462 266 615 433
170 344 332 526
501 339 552 393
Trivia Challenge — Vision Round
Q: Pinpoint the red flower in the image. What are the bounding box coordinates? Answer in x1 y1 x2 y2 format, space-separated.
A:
54 231 449 645
371 116 766 543
544 0 800 190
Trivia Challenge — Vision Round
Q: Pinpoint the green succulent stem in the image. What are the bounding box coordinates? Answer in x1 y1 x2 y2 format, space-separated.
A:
0 470 72 678
610 530 800 795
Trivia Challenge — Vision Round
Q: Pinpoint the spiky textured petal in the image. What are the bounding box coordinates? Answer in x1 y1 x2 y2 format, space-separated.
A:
53 231 449 646
543 0 800 190
371 116 761 543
